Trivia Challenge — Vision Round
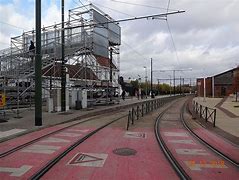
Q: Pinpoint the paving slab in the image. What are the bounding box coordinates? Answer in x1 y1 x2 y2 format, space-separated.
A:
193 97 239 137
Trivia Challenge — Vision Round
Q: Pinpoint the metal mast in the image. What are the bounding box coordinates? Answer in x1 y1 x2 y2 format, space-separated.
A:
35 0 42 126
61 0 66 111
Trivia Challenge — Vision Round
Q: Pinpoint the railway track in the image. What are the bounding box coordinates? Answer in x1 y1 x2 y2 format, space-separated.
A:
30 114 127 179
154 101 190 180
155 98 239 180
1 96 238 179
0 115 107 158
181 103 239 167
0 111 127 179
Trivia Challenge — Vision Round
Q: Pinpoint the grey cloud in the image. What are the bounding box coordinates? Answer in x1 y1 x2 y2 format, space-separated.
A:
1 0 238 83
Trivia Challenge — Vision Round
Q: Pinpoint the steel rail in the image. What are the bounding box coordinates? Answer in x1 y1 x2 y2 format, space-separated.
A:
30 114 127 180
0 113 117 158
154 104 191 180
180 102 239 168
0 97 174 157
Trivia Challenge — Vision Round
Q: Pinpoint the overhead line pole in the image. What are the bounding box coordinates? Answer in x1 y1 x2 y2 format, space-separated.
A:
35 0 42 126
61 0 66 111
173 70 175 95
154 68 192 95
150 58 153 98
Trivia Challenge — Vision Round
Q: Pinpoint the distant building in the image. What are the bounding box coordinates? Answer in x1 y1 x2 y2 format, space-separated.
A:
196 66 239 97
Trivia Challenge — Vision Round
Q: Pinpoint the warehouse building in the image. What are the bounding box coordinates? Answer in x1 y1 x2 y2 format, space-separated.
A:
197 66 239 97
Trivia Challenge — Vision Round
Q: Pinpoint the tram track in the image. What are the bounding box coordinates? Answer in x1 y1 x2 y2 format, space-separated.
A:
181 102 239 168
155 97 239 180
0 111 126 158
0 111 128 179
29 96 182 179
155 101 191 180
30 114 127 179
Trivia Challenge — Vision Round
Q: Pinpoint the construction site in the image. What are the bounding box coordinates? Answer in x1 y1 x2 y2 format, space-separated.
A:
0 4 121 117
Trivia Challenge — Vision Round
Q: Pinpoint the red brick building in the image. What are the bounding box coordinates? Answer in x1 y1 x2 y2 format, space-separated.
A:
196 66 239 97
197 77 212 97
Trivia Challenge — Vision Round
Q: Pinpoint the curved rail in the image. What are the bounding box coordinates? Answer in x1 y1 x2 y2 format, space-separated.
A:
1 97 181 158
30 114 127 180
0 114 115 158
180 102 239 168
154 105 191 180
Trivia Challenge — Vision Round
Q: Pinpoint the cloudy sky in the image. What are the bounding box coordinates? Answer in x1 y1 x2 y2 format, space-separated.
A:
0 0 239 85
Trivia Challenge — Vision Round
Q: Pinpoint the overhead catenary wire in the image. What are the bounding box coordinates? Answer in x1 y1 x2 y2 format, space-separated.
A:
0 21 28 31
90 2 135 17
74 1 145 60
77 0 89 11
121 39 147 61
83 0 135 17
167 0 171 13
109 0 179 11
165 0 180 67
166 20 185 75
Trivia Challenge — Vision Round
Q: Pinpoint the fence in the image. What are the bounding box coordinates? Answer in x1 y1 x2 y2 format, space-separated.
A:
192 101 216 127
126 96 179 130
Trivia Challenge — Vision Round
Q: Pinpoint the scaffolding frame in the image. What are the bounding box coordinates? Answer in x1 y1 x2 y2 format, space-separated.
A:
0 4 121 111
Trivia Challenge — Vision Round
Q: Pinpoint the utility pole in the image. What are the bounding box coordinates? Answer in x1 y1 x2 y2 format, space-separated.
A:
154 68 192 96
173 70 175 95
179 76 181 94
157 79 160 95
143 66 147 98
150 58 153 98
182 78 184 95
169 75 172 96
61 0 66 111
108 48 113 102
110 48 113 83
35 0 42 126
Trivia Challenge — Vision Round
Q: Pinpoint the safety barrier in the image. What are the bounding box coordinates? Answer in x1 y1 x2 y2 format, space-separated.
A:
192 101 216 127
126 96 180 130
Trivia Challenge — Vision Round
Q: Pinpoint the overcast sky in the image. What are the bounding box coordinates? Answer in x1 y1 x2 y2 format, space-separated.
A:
0 0 239 85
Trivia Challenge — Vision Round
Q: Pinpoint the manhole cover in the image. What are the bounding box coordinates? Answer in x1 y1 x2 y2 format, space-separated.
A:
113 148 137 156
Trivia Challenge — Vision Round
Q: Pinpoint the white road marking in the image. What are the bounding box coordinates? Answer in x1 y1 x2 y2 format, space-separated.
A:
176 149 209 155
168 139 196 145
55 132 81 137
40 137 70 143
164 132 188 137
67 129 89 133
68 152 108 167
0 165 32 177
124 132 147 139
21 144 61 154
0 129 26 139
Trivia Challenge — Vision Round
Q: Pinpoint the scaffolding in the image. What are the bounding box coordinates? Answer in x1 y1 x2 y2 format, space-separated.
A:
0 4 121 111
